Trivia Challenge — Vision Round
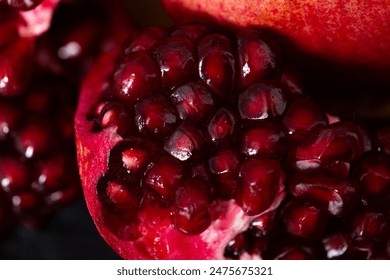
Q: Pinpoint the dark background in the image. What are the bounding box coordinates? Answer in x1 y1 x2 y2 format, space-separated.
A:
0 199 121 260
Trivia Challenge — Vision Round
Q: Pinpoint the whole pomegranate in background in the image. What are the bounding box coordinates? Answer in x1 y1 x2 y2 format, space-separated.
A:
160 0 390 80
75 22 390 260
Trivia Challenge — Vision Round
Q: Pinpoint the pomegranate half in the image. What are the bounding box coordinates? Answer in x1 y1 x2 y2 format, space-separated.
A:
75 22 390 260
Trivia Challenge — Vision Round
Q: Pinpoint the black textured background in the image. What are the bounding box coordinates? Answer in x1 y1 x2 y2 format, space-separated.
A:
0 199 120 260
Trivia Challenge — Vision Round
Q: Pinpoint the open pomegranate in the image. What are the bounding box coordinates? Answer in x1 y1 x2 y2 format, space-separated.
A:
75 22 390 260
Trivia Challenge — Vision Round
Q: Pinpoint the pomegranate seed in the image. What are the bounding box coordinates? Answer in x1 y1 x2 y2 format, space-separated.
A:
236 158 281 215
348 210 390 246
208 146 240 199
0 102 20 140
292 121 365 171
352 152 390 205
134 94 177 137
283 97 328 138
322 232 368 259
239 121 287 158
282 199 329 238
15 121 52 159
207 107 236 143
172 177 211 234
152 36 196 89
170 81 214 123
164 124 204 161
145 155 185 199
113 51 161 103
0 157 31 193
238 81 287 120
236 28 281 89
108 139 157 181
288 173 358 216
0 39 33 97
198 33 235 98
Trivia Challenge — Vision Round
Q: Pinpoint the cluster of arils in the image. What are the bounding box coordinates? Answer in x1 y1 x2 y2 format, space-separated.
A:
0 0 132 236
77 22 390 260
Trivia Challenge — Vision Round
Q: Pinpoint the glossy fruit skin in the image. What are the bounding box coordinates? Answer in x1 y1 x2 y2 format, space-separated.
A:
161 0 390 81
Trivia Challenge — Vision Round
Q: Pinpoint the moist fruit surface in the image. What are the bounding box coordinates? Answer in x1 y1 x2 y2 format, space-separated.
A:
76 22 390 260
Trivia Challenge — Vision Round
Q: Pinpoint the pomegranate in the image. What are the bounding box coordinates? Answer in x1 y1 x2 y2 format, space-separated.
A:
0 0 134 238
0 72 81 232
161 0 390 82
75 22 390 260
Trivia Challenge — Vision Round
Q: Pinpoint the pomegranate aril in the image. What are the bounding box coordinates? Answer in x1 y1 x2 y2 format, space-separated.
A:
0 38 33 97
206 107 236 143
152 36 196 89
145 154 185 199
238 81 287 120
236 158 281 215
164 124 204 161
224 231 248 259
239 121 287 158
172 177 211 234
208 146 239 199
15 121 52 159
11 191 38 214
123 26 166 54
94 101 128 134
134 94 177 137
170 81 214 123
322 232 368 259
198 33 235 98
44 183 80 208
113 51 161 103
283 97 328 139
33 155 67 192
374 125 390 154
108 139 157 181
0 157 31 193
0 102 20 140
282 199 329 239
288 173 358 216
352 152 390 205
348 210 390 247
236 28 281 90
291 121 365 171
105 181 140 212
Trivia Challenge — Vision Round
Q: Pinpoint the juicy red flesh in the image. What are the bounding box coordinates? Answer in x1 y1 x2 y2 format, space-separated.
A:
86 22 390 259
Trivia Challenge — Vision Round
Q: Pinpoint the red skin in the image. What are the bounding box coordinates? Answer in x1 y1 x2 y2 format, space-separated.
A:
161 0 390 76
